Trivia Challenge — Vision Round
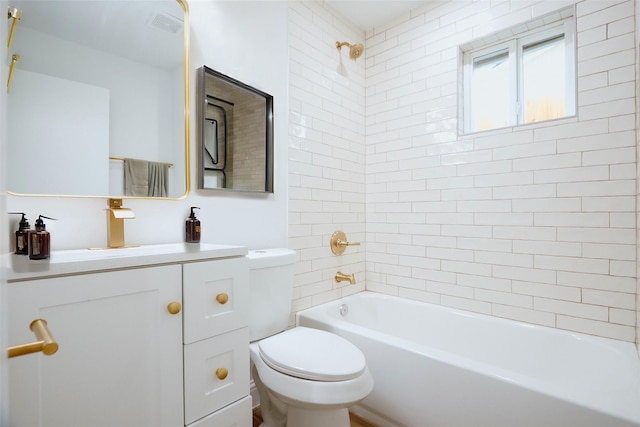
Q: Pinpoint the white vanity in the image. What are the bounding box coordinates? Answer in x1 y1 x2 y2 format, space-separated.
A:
6 244 251 427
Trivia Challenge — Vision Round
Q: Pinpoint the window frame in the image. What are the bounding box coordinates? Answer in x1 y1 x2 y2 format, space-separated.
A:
462 16 576 134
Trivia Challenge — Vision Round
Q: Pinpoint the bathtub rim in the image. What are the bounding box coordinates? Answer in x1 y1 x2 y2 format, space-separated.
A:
296 291 640 426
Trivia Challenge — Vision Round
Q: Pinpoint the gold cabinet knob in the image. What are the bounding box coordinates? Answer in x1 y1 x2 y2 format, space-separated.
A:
167 301 182 315
215 367 228 380
215 293 229 305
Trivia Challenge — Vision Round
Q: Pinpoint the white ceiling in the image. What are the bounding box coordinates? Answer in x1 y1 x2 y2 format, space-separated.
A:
325 0 429 31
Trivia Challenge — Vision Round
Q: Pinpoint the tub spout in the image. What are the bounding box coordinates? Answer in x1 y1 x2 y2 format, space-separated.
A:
335 271 356 285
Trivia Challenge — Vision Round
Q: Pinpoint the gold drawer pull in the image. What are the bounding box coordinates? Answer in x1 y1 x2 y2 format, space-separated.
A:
167 301 182 315
215 293 229 305
215 367 228 380
8 318 58 358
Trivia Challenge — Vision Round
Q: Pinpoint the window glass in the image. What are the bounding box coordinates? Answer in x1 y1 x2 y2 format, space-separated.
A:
522 36 566 124
471 50 510 132
461 9 575 134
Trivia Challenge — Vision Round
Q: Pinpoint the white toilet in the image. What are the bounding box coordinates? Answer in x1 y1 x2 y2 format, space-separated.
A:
248 248 373 427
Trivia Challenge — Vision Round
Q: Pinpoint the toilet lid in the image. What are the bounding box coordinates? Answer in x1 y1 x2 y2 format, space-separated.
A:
258 327 366 381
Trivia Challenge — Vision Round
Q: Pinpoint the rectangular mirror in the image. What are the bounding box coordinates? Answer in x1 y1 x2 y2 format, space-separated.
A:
7 0 190 199
197 66 273 193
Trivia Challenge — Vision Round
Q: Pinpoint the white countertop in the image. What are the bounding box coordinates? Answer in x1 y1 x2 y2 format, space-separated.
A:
6 243 247 281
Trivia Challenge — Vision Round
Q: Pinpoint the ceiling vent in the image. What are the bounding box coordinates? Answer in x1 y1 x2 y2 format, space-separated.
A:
148 11 182 34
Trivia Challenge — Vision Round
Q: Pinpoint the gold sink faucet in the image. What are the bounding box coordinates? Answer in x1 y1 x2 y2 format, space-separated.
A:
106 199 135 248
335 271 356 285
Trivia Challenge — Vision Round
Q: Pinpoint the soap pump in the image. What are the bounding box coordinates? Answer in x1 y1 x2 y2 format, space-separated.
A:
9 212 30 255
185 207 201 243
29 215 57 260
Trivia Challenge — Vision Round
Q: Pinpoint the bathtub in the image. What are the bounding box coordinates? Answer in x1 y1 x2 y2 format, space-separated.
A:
296 292 640 427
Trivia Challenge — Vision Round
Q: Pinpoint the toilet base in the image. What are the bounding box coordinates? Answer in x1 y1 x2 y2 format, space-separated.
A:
286 406 350 427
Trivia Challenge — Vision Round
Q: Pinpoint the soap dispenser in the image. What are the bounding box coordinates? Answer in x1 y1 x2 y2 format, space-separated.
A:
9 212 30 255
185 207 201 243
29 215 56 260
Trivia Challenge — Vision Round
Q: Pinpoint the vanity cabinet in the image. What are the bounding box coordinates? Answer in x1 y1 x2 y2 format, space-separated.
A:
6 246 251 427
183 258 251 426
7 265 184 427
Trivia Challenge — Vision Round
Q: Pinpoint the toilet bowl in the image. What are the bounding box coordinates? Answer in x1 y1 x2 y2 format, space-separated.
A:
248 249 373 427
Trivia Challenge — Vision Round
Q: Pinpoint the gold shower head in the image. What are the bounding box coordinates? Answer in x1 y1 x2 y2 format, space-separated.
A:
336 41 364 60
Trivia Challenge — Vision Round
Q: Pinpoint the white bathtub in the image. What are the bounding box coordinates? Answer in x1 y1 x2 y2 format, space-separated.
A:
296 292 640 427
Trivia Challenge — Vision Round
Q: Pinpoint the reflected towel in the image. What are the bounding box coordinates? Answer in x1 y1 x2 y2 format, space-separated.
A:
124 158 168 197
148 161 168 197
124 158 148 197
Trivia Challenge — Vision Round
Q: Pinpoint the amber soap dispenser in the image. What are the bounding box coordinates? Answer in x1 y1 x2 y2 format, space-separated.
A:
185 207 201 243
29 215 56 260
9 212 30 255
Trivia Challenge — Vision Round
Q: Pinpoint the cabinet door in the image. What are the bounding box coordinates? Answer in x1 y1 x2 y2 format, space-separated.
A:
183 257 248 344
7 265 183 427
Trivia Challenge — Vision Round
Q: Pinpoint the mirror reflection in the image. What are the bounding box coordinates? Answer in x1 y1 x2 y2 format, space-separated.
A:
6 0 189 198
198 66 273 193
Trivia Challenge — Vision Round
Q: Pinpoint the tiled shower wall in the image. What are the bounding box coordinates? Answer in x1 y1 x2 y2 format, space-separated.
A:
288 0 637 344
288 1 366 318
365 0 637 342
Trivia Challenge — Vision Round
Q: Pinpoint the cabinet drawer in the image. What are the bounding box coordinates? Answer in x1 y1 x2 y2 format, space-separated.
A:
184 327 250 425
188 396 252 427
183 257 249 344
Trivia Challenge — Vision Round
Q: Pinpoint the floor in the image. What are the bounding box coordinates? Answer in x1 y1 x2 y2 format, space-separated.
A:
252 408 378 427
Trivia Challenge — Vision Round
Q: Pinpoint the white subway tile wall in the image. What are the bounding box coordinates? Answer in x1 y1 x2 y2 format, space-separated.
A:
364 0 636 342
289 0 638 344
288 1 366 322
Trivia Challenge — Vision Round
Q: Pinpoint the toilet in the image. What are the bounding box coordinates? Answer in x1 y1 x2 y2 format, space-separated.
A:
248 248 373 427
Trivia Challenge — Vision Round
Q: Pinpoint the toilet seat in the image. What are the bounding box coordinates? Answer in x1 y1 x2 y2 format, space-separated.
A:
258 327 366 381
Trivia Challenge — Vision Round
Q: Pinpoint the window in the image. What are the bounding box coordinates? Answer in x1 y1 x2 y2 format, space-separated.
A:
462 12 575 133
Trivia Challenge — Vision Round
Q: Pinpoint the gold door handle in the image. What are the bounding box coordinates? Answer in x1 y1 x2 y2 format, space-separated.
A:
330 230 361 255
215 293 229 305
167 301 182 315
215 367 228 380
8 318 58 358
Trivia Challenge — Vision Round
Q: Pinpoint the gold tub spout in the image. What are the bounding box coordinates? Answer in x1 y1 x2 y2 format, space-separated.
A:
335 271 356 285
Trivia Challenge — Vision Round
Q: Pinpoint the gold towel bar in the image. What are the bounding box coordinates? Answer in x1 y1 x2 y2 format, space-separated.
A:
109 156 173 168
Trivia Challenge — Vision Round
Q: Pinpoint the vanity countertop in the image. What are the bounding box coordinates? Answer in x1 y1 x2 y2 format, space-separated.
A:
6 243 247 282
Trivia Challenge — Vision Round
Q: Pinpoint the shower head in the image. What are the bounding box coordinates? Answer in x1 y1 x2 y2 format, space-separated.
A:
336 41 364 60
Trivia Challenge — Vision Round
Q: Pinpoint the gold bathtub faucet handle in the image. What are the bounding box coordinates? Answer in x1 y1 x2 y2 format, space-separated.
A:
330 230 361 255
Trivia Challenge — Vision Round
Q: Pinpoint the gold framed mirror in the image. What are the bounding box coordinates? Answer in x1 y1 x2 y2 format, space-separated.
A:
6 0 190 199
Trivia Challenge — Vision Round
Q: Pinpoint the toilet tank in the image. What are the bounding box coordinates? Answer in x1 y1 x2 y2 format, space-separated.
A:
247 248 296 341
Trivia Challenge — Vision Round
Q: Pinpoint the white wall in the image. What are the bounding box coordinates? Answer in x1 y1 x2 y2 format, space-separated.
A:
364 0 637 343
636 0 640 353
3 0 289 251
1 0 10 423
288 0 637 346
288 0 367 318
